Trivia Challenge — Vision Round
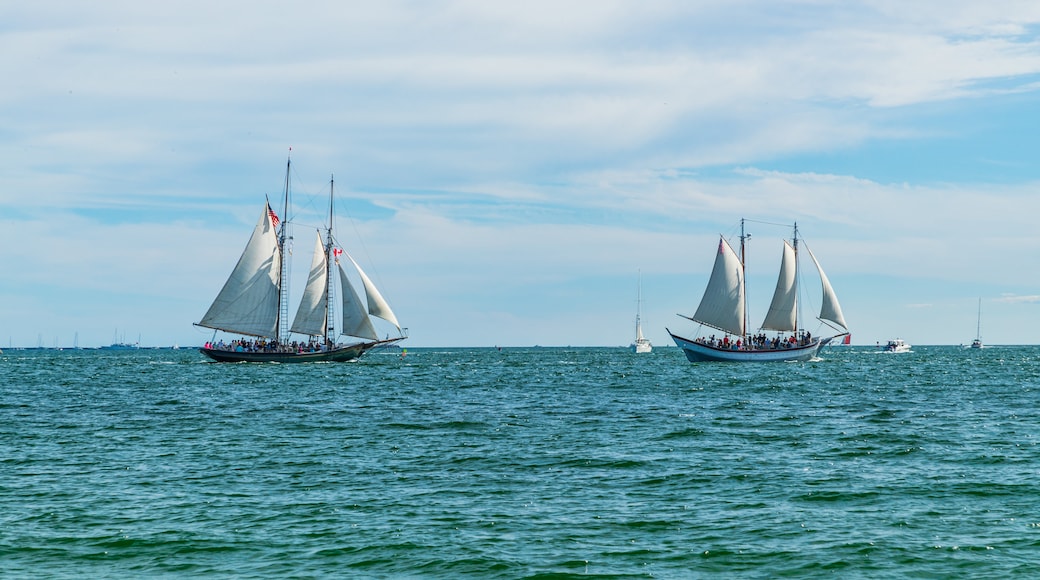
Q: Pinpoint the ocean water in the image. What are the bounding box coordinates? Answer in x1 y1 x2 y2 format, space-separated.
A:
2 345 1039 578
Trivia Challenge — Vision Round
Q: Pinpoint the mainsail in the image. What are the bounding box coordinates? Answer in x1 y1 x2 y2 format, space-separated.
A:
290 232 330 337
760 241 797 332
691 238 745 337
198 204 281 338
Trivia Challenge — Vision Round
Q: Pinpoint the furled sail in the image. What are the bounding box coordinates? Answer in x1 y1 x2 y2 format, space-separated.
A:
804 244 848 331
198 204 281 338
691 237 745 336
338 263 378 340
345 253 401 330
290 232 329 337
760 241 798 331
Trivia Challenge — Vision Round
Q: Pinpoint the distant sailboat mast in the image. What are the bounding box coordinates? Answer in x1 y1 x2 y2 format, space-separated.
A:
977 297 982 342
635 270 643 339
971 297 983 348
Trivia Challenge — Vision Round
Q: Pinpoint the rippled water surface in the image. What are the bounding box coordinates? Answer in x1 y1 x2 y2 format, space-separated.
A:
3 345 1039 578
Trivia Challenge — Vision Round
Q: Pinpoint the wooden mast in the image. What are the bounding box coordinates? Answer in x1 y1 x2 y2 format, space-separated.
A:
792 221 799 338
324 175 336 346
276 153 292 344
739 218 748 342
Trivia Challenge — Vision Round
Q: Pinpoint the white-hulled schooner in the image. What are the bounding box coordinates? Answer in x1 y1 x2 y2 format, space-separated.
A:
196 156 406 362
667 219 849 362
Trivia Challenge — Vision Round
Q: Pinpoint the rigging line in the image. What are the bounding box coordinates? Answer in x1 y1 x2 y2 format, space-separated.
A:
282 156 303 224
277 156 333 228
339 191 395 295
722 220 803 250
742 217 797 229
285 169 329 232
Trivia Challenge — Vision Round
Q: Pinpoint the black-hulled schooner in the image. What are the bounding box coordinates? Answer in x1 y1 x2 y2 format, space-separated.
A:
196 157 406 362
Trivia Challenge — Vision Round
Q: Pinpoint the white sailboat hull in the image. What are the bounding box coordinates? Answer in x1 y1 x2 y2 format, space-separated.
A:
668 330 822 362
630 338 652 354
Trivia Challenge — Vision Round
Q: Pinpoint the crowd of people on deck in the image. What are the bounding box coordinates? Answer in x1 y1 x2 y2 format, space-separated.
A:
204 338 334 354
693 331 813 351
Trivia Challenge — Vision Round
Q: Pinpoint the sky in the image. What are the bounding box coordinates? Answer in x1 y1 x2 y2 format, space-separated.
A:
3 1 1040 348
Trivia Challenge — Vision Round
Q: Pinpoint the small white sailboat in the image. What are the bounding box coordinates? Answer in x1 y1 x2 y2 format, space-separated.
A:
667 219 849 362
970 298 983 349
196 155 406 363
629 272 652 354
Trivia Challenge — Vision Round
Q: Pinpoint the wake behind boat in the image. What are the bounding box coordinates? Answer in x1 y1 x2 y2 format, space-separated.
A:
667 219 849 363
196 156 406 363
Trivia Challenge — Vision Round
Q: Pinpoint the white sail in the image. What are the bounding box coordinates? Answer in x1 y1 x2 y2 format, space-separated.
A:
198 204 281 337
804 244 848 331
338 263 378 340
345 253 401 330
760 241 798 332
691 237 745 336
290 232 329 337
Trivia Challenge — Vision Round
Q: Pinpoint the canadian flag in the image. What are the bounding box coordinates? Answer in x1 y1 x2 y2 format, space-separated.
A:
333 247 343 262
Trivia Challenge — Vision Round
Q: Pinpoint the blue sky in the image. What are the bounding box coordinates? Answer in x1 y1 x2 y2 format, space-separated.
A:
3 1 1040 348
